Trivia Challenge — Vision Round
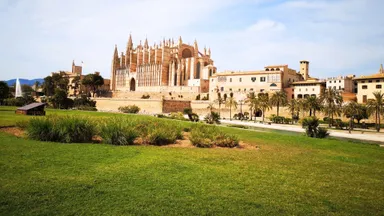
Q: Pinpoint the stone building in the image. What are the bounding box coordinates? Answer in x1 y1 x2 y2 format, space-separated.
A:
52 61 110 96
353 64 384 103
326 75 356 93
209 62 303 100
110 35 216 94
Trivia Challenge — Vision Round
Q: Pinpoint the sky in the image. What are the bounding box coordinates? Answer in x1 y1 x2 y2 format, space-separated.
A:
0 0 383 81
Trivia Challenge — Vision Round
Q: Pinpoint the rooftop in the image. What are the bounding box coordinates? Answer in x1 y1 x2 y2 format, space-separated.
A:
17 103 45 111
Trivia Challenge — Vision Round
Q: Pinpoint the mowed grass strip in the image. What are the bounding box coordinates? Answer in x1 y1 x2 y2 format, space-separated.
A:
0 106 383 215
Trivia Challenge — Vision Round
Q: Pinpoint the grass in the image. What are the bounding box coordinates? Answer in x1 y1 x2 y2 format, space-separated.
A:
0 106 384 215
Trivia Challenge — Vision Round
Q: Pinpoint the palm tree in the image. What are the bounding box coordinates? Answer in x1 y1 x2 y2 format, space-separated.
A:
246 92 256 121
214 93 224 116
366 91 384 132
34 81 40 92
286 99 297 121
207 103 215 113
321 88 343 127
306 96 323 117
225 96 238 121
297 99 309 118
343 101 361 133
258 93 271 123
270 90 287 116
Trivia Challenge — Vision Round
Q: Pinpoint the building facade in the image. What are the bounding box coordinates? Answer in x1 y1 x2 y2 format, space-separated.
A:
326 75 356 93
111 35 216 94
354 64 384 103
209 62 304 100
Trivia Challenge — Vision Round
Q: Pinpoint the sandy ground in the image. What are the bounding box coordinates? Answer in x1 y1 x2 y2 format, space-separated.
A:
221 119 384 144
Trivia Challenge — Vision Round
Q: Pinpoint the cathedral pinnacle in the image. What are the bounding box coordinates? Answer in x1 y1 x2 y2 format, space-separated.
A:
178 36 182 45
380 64 383 74
144 37 149 49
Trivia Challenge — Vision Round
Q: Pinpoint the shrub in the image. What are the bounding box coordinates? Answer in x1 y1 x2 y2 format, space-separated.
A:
76 105 97 111
284 118 292 124
204 111 220 124
141 94 150 99
118 105 140 114
169 112 187 121
15 120 29 129
100 118 138 145
190 124 239 148
302 117 329 139
73 95 96 108
26 115 96 143
137 120 183 146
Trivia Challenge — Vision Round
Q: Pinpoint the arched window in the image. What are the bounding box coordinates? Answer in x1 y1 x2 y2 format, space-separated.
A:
209 69 213 77
270 83 277 87
182 49 193 58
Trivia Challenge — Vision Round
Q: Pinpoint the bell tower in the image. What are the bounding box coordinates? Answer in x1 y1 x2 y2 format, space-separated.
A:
300 60 309 80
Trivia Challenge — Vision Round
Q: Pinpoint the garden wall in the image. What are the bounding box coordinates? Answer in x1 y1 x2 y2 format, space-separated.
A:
162 100 191 113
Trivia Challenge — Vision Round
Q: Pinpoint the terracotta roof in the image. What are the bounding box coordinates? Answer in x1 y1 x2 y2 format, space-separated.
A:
292 80 326 85
214 70 282 76
17 103 46 111
353 73 384 80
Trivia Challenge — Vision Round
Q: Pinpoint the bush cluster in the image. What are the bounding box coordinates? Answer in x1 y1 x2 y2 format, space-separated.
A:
204 111 220 124
3 96 36 106
190 124 239 148
141 94 150 99
26 115 96 143
269 114 292 124
100 118 138 145
301 117 329 139
118 105 140 114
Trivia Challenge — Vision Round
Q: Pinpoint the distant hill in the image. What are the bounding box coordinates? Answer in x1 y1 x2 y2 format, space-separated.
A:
3 78 44 86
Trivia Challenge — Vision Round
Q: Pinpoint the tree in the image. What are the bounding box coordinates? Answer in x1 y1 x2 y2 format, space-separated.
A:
225 96 238 121
286 99 298 122
214 93 224 116
0 81 10 104
297 99 309 118
34 81 40 92
321 88 343 127
71 75 81 97
306 96 323 117
367 91 384 132
52 88 68 109
246 92 256 121
207 103 215 113
355 104 368 124
52 72 70 92
21 84 34 96
343 101 361 133
82 74 104 97
42 76 55 96
270 91 287 116
258 93 271 123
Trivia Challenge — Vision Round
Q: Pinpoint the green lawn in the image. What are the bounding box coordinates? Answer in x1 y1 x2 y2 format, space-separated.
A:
0 106 383 215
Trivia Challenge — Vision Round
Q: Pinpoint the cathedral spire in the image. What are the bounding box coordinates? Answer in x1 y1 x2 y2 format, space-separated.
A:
204 46 207 55
127 34 133 51
72 60 75 66
113 45 119 58
207 47 211 56
144 37 149 49
380 64 383 74
178 36 183 46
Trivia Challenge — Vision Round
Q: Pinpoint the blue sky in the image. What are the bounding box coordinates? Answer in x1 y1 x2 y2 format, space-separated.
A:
0 0 383 81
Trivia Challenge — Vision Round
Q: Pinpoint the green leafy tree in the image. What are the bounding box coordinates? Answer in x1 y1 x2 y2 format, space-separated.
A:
21 84 34 96
0 81 10 104
82 74 104 97
270 91 287 116
367 91 384 132
258 93 271 123
42 76 55 96
306 96 323 117
225 96 238 121
286 99 297 120
321 88 343 127
52 88 68 109
52 72 70 92
214 93 224 116
355 104 369 124
34 81 40 92
343 101 362 133
71 75 81 97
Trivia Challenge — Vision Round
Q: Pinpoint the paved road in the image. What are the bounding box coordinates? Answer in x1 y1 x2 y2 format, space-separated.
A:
221 119 384 144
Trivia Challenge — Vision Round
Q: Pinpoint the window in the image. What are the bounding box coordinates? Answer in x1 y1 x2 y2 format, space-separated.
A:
363 95 367 103
361 81 365 83
239 78 242 82
230 78 232 82
238 88 241 92
251 77 256 82
299 89 301 92
306 88 308 91
334 81 336 83
377 85 382 89
329 81 332 83
368 80 372 83
339 86 341 90
312 88 315 91
339 80 341 83
229 88 232 91
362 85 368 89
260 89 264 92
250 88 254 91
260 77 266 82
244 88 246 91
377 80 381 83
220 87 224 91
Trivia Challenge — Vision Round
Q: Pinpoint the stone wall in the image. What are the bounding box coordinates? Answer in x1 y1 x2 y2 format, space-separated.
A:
94 98 162 114
162 100 191 113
